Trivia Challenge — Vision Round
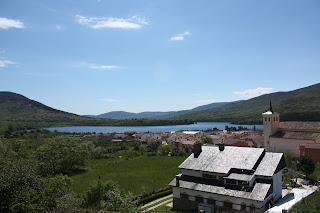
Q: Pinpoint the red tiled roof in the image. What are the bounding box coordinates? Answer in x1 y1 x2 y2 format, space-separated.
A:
271 130 320 140
305 143 320 149
279 122 320 131
228 141 250 147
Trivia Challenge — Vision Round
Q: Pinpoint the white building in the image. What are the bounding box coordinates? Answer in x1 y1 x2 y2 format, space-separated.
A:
169 143 286 212
263 100 320 158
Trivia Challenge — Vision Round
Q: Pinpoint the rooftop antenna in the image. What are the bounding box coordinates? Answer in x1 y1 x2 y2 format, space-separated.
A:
269 95 273 113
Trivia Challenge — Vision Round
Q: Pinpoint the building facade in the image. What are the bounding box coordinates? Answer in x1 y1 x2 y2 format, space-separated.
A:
263 101 320 162
170 143 286 212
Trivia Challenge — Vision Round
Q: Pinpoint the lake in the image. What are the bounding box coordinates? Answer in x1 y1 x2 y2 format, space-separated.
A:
46 122 263 133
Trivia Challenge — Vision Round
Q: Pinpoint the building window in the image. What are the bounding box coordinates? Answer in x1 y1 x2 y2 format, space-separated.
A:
181 193 189 200
269 117 270 121
276 117 278 121
226 179 237 185
265 117 267 122
274 117 275 121
238 180 249 186
250 205 256 212
207 198 215 205
219 176 224 180
241 203 246 211
196 196 203 202
224 201 232 209
203 173 216 179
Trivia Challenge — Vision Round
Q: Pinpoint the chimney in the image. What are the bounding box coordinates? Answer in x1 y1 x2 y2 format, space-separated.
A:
176 174 181 187
193 141 202 158
218 143 225 151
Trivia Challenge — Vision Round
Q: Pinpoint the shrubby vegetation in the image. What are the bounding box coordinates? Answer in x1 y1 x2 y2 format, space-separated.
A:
201 136 213 144
0 124 187 212
81 180 138 212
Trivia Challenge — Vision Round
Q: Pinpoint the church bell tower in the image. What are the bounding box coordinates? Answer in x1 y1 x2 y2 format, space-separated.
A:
262 99 280 151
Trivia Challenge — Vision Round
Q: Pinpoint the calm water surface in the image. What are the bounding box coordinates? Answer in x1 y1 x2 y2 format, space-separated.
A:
46 122 262 133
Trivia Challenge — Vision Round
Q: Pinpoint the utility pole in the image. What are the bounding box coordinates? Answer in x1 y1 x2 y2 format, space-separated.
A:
153 173 155 193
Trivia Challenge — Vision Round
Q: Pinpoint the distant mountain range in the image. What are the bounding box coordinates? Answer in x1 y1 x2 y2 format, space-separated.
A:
1 83 319 126
85 101 240 120
162 83 320 124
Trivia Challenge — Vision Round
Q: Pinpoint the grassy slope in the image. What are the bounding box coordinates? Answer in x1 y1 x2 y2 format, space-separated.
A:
290 191 320 213
70 155 187 195
167 83 320 124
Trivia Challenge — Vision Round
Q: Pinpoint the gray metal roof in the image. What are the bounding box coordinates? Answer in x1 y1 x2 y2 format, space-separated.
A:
169 178 271 201
225 173 254 181
254 152 284 177
179 145 265 174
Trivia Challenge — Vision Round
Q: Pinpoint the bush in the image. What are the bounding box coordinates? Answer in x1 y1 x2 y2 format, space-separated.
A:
81 179 138 212
138 189 172 205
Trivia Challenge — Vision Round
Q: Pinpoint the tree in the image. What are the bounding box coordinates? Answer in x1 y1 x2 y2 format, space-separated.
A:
138 144 148 153
81 180 138 212
297 155 315 177
81 179 117 208
0 159 77 212
201 136 213 144
158 144 173 156
36 136 94 174
148 141 160 152
284 150 295 169
101 188 138 212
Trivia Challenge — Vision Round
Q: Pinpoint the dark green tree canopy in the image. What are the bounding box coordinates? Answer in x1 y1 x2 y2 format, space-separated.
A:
297 155 315 177
36 136 94 174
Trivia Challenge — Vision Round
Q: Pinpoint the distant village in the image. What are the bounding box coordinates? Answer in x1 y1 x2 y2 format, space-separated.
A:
86 128 263 155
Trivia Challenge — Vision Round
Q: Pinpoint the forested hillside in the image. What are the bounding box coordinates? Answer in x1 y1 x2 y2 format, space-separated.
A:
167 83 320 124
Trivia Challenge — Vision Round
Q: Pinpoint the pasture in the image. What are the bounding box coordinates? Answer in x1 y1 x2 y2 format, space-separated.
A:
70 155 187 195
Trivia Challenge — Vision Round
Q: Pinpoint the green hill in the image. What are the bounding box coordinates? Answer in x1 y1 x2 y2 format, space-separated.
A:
0 92 95 125
0 92 191 127
166 83 320 124
1 83 319 127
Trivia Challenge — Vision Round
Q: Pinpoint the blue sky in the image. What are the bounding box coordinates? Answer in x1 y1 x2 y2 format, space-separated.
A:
1 0 319 115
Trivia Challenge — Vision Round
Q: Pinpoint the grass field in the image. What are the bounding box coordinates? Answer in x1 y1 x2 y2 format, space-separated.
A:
70 155 187 195
290 191 320 212
309 164 320 181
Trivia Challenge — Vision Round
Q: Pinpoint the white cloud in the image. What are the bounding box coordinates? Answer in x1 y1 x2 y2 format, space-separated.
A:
0 60 16 67
170 31 191 41
0 17 25 30
55 25 63 30
234 87 273 99
89 65 118 70
193 99 224 104
75 15 148 29
101 98 118 102
72 62 119 70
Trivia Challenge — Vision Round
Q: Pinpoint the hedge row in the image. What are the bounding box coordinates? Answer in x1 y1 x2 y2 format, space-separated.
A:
138 186 171 200
138 189 173 205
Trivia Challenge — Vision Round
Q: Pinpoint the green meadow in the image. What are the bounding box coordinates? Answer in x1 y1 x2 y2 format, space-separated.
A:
70 155 187 195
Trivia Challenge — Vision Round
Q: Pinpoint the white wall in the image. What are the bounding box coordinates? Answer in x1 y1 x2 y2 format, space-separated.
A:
270 138 315 157
173 187 180 198
272 170 283 201
263 113 280 151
